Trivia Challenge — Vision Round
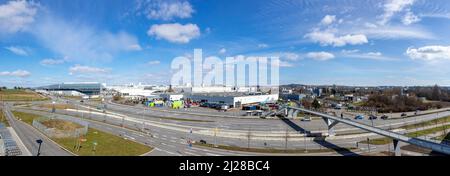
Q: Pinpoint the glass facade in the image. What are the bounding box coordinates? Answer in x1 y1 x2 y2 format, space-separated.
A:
38 83 103 95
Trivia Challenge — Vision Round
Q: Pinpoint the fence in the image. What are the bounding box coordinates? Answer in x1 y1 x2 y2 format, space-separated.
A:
32 117 88 138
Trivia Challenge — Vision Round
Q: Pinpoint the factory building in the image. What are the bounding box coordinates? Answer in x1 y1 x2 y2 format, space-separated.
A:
36 82 103 97
187 93 278 108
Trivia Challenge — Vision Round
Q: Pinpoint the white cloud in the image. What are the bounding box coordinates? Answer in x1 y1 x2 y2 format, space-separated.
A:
306 52 335 61
40 58 65 66
281 52 300 61
148 23 200 44
136 0 194 21
305 30 368 47
32 17 142 62
379 0 416 25
4 46 28 56
0 70 31 77
69 65 110 75
367 52 382 56
402 11 420 25
0 0 38 34
341 49 359 54
278 60 295 68
126 44 143 51
320 15 336 25
342 51 397 61
406 45 450 61
219 48 226 54
258 43 269 48
357 25 434 39
147 60 161 65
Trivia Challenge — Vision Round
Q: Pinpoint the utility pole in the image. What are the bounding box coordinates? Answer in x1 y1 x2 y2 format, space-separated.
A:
284 128 289 152
247 127 251 150
303 130 307 153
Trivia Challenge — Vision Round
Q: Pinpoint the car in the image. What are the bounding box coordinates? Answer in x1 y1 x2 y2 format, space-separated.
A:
401 113 408 117
301 116 312 122
199 140 207 144
354 115 364 120
369 115 378 120
381 115 389 120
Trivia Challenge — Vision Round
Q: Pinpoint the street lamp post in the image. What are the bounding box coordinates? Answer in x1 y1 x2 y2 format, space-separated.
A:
36 139 43 156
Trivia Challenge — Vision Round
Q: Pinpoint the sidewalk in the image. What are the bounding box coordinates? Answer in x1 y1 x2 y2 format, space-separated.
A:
7 127 32 156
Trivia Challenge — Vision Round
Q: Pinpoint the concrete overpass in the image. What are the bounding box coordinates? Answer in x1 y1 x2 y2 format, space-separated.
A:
275 106 450 156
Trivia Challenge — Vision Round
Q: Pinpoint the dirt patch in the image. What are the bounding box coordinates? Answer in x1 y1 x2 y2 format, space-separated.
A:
41 119 83 131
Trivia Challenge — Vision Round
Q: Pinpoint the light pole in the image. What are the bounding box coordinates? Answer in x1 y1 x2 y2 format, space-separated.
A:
36 139 43 156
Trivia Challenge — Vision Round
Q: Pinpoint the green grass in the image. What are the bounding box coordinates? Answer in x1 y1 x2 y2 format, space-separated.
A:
433 133 450 141
0 89 49 101
362 124 450 145
194 142 356 154
0 108 10 127
11 111 44 125
52 128 152 156
406 125 450 138
401 116 450 130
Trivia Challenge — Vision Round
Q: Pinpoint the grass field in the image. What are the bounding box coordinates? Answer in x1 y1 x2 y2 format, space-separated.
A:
401 116 450 130
0 108 9 127
12 111 43 125
362 124 450 145
39 103 75 110
0 89 49 101
53 128 152 156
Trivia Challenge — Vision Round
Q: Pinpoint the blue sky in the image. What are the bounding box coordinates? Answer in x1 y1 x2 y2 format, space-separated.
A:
1 0 450 87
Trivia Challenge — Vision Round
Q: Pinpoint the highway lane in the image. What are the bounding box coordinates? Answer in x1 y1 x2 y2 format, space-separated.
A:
14 107 374 154
100 100 450 134
13 107 371 156
3 105 71 156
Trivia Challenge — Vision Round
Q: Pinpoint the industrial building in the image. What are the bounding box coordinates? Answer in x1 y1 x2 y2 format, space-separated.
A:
187 92 279 108
36 82 103 97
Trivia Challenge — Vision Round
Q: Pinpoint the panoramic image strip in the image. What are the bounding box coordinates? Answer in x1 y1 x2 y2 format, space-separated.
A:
1 0 450 161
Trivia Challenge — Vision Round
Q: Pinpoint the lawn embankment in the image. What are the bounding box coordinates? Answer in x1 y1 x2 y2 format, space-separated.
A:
0 107 9 126
12 110 152 156
53 128 152 156
0 89 49 101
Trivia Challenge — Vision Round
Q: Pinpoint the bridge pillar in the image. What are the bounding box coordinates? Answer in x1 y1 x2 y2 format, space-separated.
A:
292 110 299 119
393 139 401 156
284 108 288 117
287 109 294 118
322 117 339 136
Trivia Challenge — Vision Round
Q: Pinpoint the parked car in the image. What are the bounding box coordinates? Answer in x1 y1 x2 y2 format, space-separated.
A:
301 116 312 122
199 140 207 144
369 115 378 120
401 113 408 117
354 115 364 120
381 115 389 120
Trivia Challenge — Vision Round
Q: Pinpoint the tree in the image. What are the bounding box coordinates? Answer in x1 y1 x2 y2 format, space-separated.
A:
432 84 441 101
301 99 312 109
312 99 321 109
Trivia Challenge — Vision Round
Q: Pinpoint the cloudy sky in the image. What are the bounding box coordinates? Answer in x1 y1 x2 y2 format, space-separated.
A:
1 0 450 87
